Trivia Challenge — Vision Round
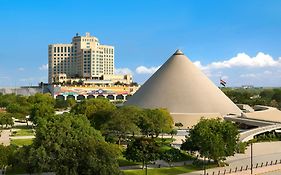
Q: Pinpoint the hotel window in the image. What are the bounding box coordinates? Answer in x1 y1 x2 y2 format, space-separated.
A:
54 47 56 53
58 47 60 52
61 47 63 52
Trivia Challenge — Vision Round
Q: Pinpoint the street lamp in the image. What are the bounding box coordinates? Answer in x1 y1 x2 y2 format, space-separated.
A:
203 156 206 175
250 142 253 174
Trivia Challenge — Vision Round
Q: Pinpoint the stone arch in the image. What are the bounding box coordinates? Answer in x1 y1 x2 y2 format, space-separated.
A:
97 94 105 98
77 95 85 100
67 95 75 100
56 95 65 100
107 95 114 100
116 94 124 100
87 95 95 99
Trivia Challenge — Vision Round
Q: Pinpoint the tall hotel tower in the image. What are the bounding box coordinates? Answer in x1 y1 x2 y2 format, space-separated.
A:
48 32 114 83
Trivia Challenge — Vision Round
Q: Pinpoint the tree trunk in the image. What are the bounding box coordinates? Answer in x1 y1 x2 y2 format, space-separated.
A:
118 137 121 145
145 163 148 175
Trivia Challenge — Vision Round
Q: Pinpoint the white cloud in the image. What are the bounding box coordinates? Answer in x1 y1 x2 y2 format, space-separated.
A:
240 73 257 78
193 61 204 69
133 52 281 86
17 67 25 71
193 61 213 77
202 52 281 69
136 66 161 74
115 68 133 75
263 70 272 75
39 64 48 71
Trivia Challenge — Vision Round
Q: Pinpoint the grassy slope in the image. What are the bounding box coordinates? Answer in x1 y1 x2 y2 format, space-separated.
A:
12 129 34 136
10 139 33 146
123 165 200 175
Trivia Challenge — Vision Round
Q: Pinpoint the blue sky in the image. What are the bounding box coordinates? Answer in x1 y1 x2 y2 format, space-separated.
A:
1 0 281 87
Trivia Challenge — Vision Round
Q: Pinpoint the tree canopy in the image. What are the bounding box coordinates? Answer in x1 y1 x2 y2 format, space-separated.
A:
181 118 239 164
29 93 55 124
71 98 116 128
14 113 122 175
0 112 14 128
125 137 160 169
139 108 174 137
101 106 143 144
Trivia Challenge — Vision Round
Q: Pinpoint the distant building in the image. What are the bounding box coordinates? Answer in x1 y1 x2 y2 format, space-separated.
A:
242 85 254 89
48 32 131 85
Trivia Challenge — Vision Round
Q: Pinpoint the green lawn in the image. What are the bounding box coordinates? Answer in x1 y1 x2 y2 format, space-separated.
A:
12 125 32 129
123 165 201 175
10 139 33 146
118 157 142 167
155 137 175 144
12 129 34 136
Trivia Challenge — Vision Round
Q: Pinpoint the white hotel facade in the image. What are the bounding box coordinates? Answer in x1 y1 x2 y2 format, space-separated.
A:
48 32 119 84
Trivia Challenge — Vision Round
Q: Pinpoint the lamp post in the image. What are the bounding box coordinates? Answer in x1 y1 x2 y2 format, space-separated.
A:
251 142 253 174
203 156 206 175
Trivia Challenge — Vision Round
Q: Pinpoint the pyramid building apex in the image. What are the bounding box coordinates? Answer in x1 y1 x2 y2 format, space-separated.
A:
173 49 184 55
125 50 241 125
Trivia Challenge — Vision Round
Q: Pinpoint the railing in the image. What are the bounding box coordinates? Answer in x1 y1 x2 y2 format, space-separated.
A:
204 159 281 175
239 124 281 142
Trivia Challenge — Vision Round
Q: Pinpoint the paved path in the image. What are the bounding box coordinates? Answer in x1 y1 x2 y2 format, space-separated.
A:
10 135 35 139
180 142 281 175
0 129 11 146
260 169 281 175
120 160 193 170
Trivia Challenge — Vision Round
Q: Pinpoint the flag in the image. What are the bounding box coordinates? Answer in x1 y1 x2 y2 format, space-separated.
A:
220 79 226 87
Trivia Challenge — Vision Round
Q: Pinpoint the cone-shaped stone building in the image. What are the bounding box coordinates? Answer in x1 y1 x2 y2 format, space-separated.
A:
125 50 241 127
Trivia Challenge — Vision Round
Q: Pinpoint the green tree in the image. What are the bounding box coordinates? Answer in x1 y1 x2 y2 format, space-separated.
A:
0 112 14 128
29 103 55 124
28 93 55 124
169 129 177 139
6 103 30 124
125 137 160 172
55 98 76 109
101 106 143 144
175 122 183 129
54 99 68 109
181 118 239 165
272 90 281 103
28 93 55 105
71 98 116 128
160 148 182 167
0 144 17 168
139 108 173 137
0 94 17 108
15 113 121 175
66 98 76 108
